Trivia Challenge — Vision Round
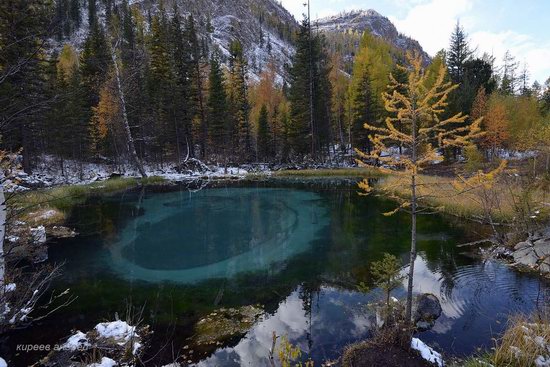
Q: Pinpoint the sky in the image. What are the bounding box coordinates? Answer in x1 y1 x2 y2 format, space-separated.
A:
279 0 550 83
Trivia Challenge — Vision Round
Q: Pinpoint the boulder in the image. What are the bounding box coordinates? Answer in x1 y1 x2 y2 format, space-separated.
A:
413 294 442 331
533 238 550 258
540 257 550 274
513 245 539 267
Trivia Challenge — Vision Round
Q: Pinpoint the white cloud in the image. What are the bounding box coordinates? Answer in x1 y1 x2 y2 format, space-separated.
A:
471 30 550 83
388 0 475 56
388 0 550 82
279 0 550 82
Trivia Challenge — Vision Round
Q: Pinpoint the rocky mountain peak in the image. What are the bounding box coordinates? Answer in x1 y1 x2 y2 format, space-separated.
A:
316 8 430 62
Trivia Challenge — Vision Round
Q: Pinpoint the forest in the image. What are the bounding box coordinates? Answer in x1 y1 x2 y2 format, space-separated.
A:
1 0 550 176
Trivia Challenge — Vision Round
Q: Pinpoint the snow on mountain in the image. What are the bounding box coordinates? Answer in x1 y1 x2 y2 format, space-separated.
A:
316 9 430 62
52 0 298 81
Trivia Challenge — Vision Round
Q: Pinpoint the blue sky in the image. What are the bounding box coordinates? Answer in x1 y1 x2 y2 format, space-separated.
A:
279 0 550 83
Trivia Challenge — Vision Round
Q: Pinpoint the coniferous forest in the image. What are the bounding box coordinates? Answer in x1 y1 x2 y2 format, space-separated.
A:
2 0 550 174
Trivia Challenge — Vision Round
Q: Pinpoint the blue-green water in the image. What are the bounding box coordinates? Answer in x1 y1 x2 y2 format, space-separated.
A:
3 179 549 366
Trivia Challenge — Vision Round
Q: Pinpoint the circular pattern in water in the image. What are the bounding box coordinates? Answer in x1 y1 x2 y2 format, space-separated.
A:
107 188 328 283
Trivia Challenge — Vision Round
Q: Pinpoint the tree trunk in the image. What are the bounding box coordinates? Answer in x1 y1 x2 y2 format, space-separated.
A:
405 112 418 329
110 39 147 178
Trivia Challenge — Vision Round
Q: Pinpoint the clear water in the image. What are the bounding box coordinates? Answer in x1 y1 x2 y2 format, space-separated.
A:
4 179 549 366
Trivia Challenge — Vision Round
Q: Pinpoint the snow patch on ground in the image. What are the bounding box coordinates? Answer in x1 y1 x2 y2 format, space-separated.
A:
95 320 141 354
87 357 117 367
96 320 136 342
411 337 444 367
63 331 90 351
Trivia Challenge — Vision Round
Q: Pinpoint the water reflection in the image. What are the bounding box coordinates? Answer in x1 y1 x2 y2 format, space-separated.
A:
196 254 548 364
13 179 547 365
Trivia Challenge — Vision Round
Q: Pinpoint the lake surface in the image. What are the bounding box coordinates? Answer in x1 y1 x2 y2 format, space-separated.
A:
4 178 549 366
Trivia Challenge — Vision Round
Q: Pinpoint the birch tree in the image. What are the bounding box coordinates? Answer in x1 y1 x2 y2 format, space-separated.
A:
107 27 147 177
356 52 485 328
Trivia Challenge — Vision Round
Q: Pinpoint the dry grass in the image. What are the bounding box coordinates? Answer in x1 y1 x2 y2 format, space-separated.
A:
376 173 547 222
10 176 166 226
459 315 550 367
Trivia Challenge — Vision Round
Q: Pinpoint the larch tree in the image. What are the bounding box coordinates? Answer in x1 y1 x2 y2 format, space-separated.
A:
356 52 485 329
483 97 509 160
256 104 270 161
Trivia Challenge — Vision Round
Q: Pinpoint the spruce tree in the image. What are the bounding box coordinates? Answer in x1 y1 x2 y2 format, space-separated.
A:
207 52 228 157
170 7 194 160
287 18 332 158
447 21 473 84
228 41 251 162
186 15 208 158
350 64 375 153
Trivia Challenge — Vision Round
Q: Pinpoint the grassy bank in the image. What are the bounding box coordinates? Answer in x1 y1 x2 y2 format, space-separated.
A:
375 173 546 222
271 167 386 178
457 315 550 367
268 166 530 221
11 176 166 226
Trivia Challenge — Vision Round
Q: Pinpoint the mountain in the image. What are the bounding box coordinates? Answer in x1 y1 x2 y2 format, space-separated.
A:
316 9 430 62
55 0 299 80
55 2 429 80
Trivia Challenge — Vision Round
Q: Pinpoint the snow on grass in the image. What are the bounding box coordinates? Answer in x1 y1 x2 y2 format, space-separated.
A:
87 357 117 367
411 337 444 367
95 320 142 354
63 331 90 351
95 320 136 342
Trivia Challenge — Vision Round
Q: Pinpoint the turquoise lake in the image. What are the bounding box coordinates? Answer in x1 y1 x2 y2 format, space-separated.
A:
3 178 548 366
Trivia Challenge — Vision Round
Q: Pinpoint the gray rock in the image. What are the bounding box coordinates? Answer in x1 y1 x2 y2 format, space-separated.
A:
413 294 442 331
533 239 550 258
514 241 532 251
540 257 550 274
513 246 539 266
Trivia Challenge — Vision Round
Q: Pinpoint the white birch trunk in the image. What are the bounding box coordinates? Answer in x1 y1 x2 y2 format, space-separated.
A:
109 39 147 178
